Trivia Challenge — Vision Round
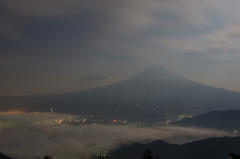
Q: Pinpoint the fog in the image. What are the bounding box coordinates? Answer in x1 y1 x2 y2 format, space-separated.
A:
0 113 229 159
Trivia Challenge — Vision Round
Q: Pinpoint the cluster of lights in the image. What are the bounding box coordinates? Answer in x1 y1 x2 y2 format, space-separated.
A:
232 130 239 136
95 150 110 159
46 115 131 127
0 110 194 129
161 113 193 125
44 112 195 128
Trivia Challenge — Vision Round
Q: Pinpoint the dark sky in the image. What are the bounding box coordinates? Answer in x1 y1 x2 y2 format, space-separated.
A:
1 0 240 96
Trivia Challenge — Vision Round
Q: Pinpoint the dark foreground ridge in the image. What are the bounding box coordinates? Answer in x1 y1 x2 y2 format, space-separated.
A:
0 152 12 159
2 137 240 159
111 136 240 159
175 109 240 131
3 136 239 159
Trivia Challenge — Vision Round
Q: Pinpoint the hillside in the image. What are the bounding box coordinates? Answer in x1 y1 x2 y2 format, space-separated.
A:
111 136 240 159
175 109 240 131
0 152 12 159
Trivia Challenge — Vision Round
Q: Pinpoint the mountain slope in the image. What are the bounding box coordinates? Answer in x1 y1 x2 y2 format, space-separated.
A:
110 137 240 159
0 152 12 159
175 109 240 131
1 65 240 120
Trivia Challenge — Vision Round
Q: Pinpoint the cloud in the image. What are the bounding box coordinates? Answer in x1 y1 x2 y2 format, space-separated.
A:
0 0 221 40
2 0 240 95
0 0 87 17
0 113 229 159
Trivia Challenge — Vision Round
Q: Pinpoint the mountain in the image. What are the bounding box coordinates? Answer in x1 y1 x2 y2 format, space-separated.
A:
174 109 240 131
1 65 240 121
0 152 12 159
110 136 240 159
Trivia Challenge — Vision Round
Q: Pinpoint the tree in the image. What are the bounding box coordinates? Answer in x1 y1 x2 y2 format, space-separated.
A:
95 151 110 159
142 149 154 159
37 155 53 159
229 153 240 159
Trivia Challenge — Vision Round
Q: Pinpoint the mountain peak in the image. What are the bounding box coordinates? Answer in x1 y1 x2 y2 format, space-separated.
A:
132 65 184 81
144 64 169 72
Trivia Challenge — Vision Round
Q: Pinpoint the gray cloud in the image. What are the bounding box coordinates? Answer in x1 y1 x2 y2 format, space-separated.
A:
0 0 219 40
1 0 240 95
0 113 229 159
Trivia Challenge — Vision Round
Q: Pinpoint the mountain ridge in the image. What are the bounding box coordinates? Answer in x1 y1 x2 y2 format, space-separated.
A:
110 136 240 159
174 109 240 131
0 152 12 159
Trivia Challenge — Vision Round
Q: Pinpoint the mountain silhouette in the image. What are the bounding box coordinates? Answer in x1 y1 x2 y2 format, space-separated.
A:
110 136 240 159
174 109 240 131
1 65 240 121
0 152 12 159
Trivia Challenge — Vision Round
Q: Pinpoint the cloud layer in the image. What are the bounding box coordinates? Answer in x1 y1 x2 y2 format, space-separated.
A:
0 113 229 159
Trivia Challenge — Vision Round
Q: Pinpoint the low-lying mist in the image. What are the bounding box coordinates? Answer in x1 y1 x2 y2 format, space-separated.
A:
0 113 229 159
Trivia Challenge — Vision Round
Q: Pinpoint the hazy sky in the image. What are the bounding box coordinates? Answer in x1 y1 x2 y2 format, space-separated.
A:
1 0 240 96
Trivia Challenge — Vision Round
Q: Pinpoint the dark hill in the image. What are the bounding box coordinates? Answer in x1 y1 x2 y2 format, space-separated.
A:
175 109 240 131
111 136 240 159
0 152 12 159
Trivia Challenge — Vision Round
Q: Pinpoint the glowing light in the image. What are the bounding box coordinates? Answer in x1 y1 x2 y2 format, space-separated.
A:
0 111 24 115
58 120 63 124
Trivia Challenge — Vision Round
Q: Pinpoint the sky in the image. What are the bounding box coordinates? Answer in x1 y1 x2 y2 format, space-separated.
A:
1 0 240 96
